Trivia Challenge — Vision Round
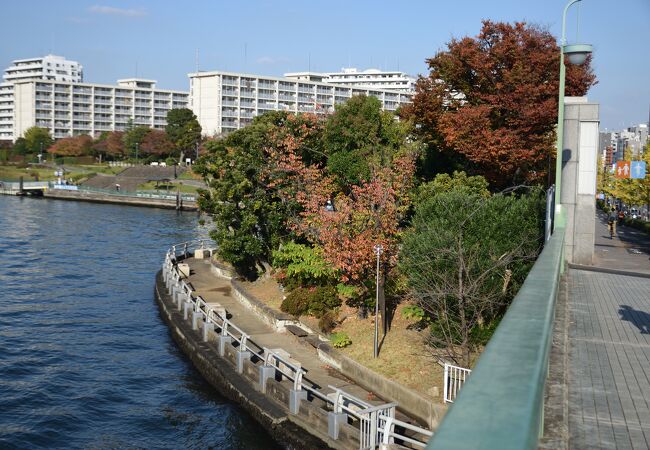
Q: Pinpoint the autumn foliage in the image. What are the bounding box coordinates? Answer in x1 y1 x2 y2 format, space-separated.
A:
48 135 93 156
403 21 597 187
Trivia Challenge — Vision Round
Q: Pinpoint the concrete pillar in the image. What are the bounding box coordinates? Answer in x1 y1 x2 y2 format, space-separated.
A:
289 389 308 415
561 97 600 265
236 350 251 374
191 311 202 330
217 336 232 357
258 365 275 393
328 412 348 440
203 322 214 342
183 301 193 320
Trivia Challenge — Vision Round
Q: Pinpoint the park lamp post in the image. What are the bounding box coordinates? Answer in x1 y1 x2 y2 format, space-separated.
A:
554 0 592 225
373 244 383 359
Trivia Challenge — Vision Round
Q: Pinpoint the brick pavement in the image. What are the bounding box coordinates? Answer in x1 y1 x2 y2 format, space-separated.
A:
566 269 650 450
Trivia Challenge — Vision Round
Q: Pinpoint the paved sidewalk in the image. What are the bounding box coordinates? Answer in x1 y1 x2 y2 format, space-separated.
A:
184 258 387 407
566 269 650 450
594 211 650 274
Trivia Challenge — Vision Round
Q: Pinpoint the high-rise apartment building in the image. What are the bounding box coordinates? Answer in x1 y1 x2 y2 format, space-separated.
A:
188 70 413 136
3 55 83 84
1 55 85 141
11 78 188 140
284 68 416 93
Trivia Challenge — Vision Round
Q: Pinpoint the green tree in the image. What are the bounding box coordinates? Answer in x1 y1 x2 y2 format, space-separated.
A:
12 137 29 156
165 108 201 161
415 170 490 204
23 127 53 154
400 188 544 366
323 95 412 188
123 126 151 160
194 111 314 277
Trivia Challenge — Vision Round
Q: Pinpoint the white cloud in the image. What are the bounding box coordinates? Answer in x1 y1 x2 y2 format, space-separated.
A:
256 56 289 65
89 5 147 17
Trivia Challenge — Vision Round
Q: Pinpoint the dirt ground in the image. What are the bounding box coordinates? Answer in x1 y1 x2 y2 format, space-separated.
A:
239 276 443 401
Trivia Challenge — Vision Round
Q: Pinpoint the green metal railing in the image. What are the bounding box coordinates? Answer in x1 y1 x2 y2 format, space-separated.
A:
427 223 565 450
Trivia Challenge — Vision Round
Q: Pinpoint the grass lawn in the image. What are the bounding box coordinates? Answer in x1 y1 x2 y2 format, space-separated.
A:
0 163 124 182
178 169 201 181
137 181 199 194
238 274 443 401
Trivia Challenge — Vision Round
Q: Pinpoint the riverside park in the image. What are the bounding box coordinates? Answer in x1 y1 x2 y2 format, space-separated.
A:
1 1 649 449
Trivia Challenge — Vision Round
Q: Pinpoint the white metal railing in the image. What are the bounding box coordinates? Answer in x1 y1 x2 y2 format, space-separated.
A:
443 363 471 403
161 241 432 448
378 414 433 448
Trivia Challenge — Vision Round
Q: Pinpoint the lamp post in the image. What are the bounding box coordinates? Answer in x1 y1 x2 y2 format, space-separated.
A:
554 0 592 224
373 244 383 359
135 142 139 165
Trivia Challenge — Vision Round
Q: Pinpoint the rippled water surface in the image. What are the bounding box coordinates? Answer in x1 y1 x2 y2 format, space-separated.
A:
0 196 280 449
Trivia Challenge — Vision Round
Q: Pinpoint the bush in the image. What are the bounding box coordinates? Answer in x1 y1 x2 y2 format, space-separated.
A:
318 311 337 333
280 288 311 316
280 285 341 318
272 242 336 289
330 332 352 348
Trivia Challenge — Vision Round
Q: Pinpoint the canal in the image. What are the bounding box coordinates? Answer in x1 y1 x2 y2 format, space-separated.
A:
0 196 280 449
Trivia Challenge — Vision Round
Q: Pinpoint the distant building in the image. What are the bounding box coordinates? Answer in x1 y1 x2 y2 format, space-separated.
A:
1 55 84 141
284 67 416 93
11 78 188 140
189 70 413 136
3 54 83 84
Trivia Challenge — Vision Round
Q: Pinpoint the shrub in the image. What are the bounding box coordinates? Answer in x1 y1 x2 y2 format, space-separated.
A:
307 285 340 318
281 288 311 316
318 311 338 333
330 332 352 348
272 242 336 289
280 285 341 318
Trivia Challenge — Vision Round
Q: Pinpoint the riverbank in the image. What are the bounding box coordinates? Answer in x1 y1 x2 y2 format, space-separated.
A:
157 242 437 449
44 188 198 211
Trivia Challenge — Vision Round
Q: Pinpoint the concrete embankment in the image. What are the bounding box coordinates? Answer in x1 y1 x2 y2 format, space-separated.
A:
157 249 440 449
44 189 197 211
154 271 348 450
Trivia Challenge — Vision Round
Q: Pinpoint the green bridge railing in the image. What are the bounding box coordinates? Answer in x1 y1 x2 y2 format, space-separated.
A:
427 223 565 449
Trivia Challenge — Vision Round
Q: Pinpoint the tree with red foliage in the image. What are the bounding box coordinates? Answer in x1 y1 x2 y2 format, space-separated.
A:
48 135 92 156
140 129 174 157
266 112 417 296
402 20 596 187
92 131 125 159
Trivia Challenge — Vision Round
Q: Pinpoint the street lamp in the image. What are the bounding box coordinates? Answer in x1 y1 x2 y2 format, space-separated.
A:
554 0 592 224
373 244 383 359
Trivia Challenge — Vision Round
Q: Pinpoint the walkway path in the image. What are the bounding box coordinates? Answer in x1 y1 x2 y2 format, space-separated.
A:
545 214 650 449
593 211 650 274
566 269 650 449
184 258 388 407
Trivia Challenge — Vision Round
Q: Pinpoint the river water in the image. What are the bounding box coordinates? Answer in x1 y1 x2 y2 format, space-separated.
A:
0 196 280 449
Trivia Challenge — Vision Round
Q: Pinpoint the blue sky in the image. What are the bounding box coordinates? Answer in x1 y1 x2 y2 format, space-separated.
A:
1 0 648 130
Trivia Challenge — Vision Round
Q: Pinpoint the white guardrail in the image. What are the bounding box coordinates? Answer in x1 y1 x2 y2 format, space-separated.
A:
161 239 433 449
443 363 472 404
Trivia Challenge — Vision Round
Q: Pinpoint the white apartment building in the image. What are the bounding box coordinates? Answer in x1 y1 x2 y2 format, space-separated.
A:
1 55 85 141
3 54 83 84
12 78 188 140
285 68 416 93
189 70 413 136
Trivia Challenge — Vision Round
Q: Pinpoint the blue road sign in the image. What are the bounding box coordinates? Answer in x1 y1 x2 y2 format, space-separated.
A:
631 161 646 179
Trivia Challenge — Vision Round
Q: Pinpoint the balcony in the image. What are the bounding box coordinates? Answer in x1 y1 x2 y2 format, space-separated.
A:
258 103 276 110
222 100 238 106
222 77 238 86
240 89 255 98
73 107 91 112
258 92 275 100
222 110 238 118
54 87 70 93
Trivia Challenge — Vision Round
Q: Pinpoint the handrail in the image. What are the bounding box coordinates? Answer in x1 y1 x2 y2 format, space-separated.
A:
379 414 433 448
427 224 566 449
162 241 433 448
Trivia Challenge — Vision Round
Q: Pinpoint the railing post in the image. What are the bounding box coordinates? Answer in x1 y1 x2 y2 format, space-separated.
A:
443 364 449 403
